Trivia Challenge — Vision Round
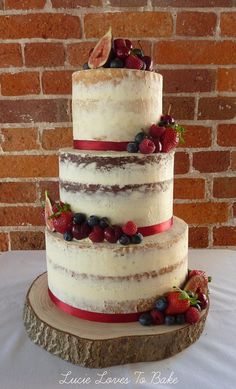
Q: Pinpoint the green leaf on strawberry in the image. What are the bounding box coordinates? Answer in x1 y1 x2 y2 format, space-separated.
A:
173 123 185 144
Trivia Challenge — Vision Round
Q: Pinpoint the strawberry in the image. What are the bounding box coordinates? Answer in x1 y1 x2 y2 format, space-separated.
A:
125 54 144 70
122 221 138 236
165 289 198 315
149 124 166 139
50 202 73 234
89 225 104 243
139 138 156 154
161 127 179 153
185 307 201 324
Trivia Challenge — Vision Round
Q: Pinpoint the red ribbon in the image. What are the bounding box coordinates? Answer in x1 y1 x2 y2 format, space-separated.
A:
73 140 129 152
48 288 144 323
138 217 173 237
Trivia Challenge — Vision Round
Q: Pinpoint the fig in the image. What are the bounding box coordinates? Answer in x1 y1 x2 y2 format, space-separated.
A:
45 191 55 232
88 27 112 69
184 275 208 295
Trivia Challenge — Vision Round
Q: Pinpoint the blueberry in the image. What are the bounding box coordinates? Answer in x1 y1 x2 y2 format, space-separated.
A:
83 62 90 70
131 233 143 244
119 234 131 245
110 58 124 68
73 213 86 225
165 315 176 325
135 132 146 144
87 215 100 227
158 120 167 127
155 297 168 312
132 48 144 58
99 217 110 229
139 313 153 326
127 142 139 153
63 231 73 241
176 314 185 325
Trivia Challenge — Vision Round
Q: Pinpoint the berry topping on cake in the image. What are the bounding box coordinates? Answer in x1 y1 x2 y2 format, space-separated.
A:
127 142 139 153
125 54 144 70
161 127 179 153
165 289 198 315
131 233 143 244
185 307 201 324
150 309 165 325
88 27 112 69
73 213 86 225
176 313 186 325
165 315 176 325
104 227 117 243
139 138 156 154
197 291 208 310
99 217 110 229
119 234 131 245
89 225 104 243
149 124 166 139
110 58 124 68
152 138 162 153
155 297 168 312
142 55 153 71
116 46 130 60
50 203 73 234
160 114 175 126
131 48 144 58
72 224 84 240
63 231 73 241
135 131 147 144
87 215 100 227
113 225 123 240
139 312 153 326
122 221 138 236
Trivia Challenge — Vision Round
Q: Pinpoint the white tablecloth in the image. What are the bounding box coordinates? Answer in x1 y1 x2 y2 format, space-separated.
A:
0 249 236 389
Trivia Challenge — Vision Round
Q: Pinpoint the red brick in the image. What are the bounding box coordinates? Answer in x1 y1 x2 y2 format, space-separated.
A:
0 1 3 9
221 13 236 37
42 71 73 95
198 97 236 120
25 43 65 67
163 97 195 120
213 177 236 198
0 99 69 123
233 203 236 216
39 181 59 202
108 0 147 5
0 233 9 252
0 44 22 67
174 178 205 199
181 125 212 148
176 12 217 36
217 124 236 146
67 42 96 66
0 182 36 203
5 0 46 9
174 152 190 174
213 227 236 246
1 128 39 151
232 152 236 170
0 14 81 39
42 127 72 150
10 231 45 250
154 41 236 65
161 69 216 93
0 207 44 226
152 0 234 6
0 155 58 178
217 68 236 91
51 0 102 6
1 72 40 96
174 202 229 224
193 151 230 173
189 227 209 248
84 12 173 38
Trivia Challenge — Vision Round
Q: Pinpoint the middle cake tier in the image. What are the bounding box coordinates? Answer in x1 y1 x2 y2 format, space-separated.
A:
59 149 174 226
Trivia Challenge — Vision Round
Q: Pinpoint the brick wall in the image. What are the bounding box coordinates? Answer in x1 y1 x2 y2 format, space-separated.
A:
0 0 235 251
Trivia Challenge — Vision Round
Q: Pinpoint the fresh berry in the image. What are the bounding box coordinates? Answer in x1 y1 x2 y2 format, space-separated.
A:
119 234 131 245
165 315 176 325
139 138 156 154
176 313 186 325
80 222 91 238
83 63 90 70
73 213 86 225
99 217 110 229
141 61 146 70
197 291 208 310
125 39 133 50
113 225 123 240
116 46 130 60
149 124 166 139
52 207 73 234
135 131 147 144
122 221 138 236
139 312 153 326
104 227 117 243
142 55 153 71
189 269 209 282
125 54 144 70
161 127 179 153
87 215 100 227
184 274 208 295
114 38 126 49
152 138 162 153
131 233 143 244
155 297 168 312
110 58 124 68
185 307 201 324
165 290 198 315
89 225 104 243
127 142 139 153
72 224 83 240
161 114 175 125
63 231 73 241
150 309 164 325
131 48 144 58
192 303 202 312
158 120 167 127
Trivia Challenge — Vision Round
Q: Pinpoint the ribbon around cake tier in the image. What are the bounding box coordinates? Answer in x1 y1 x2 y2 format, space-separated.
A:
73 139 130 152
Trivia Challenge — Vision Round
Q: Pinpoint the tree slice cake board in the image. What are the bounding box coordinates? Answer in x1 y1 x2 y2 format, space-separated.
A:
23 273 209 368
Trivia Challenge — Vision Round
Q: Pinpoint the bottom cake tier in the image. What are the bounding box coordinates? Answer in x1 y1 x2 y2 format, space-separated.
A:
46 216 188 314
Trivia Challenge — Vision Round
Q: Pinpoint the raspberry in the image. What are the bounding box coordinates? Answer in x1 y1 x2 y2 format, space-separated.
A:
150 309 164 325
122 221 138 236
185 307 201 324
139 138 156 154
89 226 104 243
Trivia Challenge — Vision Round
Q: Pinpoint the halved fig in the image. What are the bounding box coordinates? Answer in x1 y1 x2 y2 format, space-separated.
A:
88 27 112 69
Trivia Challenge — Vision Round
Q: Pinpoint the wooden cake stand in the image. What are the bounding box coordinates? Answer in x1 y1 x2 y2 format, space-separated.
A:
23 273 209 368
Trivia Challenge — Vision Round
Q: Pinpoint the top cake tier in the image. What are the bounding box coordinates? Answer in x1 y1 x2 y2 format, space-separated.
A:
72 69 163 142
